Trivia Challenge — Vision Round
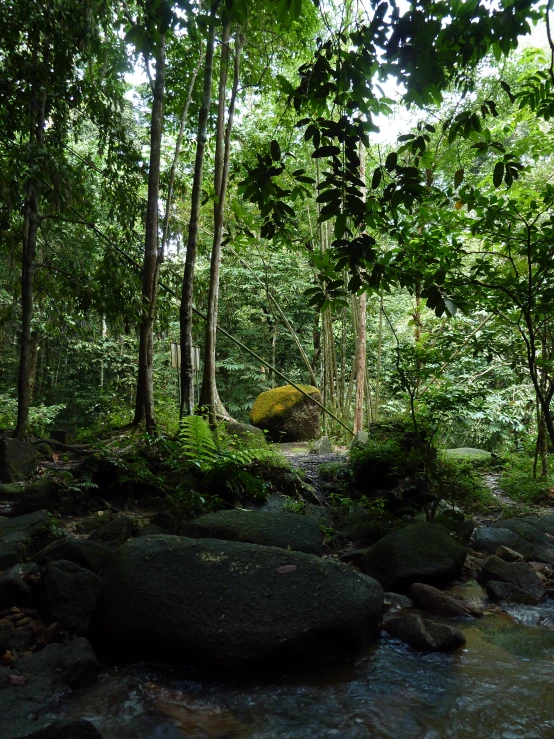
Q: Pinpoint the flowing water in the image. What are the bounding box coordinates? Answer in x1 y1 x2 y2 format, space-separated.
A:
54 588 554 739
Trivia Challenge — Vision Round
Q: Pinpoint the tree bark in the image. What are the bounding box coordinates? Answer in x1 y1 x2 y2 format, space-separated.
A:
133 36 166 434
199 23 244 424
15 41 47 439
353 141 367 434
180 2 220 417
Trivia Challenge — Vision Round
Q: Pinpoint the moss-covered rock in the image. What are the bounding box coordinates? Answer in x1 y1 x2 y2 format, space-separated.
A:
361 522 467 593
100 535 383 666
36 536 114 575
180 509 323 555
249 384 321 442
0 511 53 569
0 439 38 483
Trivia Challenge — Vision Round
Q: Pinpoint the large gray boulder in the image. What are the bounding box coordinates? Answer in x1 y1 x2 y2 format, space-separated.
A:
472 527 529 556
42 560 102 635
0 478 59 515
490 516 554 564
0 562 39 608
36 536 114 575
101 535 383 666
0 438 37 483
1 638 99 739
0 511 52 569
361 523 467 593
180 509 324 556
480 555 545 604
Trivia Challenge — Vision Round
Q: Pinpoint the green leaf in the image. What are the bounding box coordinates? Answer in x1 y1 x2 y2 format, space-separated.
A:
385 152 397 170
372 168 382 189
493 161 504 188
312 145 341 158
270 140 281 162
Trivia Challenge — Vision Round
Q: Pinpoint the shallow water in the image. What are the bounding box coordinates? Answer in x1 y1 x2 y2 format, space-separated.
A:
56 594 554 739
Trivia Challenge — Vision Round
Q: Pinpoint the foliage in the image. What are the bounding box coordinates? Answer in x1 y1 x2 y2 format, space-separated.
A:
0 394 65 437
499 453 553 505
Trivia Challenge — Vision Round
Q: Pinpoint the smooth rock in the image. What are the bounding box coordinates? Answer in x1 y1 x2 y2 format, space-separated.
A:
0 439 38 483
309 437 333 455
349 431 369 452
101 535 383 666
496 545 525 562
383 592 413 611
36 537 114 575
410 582 482 618
89 516 137 549
491 517 554 564
472 527 529 556
486 580 541 605
384 614 466 651
225 422 265 441
180 509 324 556
361 523 467 592
0 511 52 569
1 638 99 739
42 560 101 635
0 563 39 608
33 443 54 459
480 555 545 604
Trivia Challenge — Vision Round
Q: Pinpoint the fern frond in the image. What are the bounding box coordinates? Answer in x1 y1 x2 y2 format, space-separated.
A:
179 416 218 469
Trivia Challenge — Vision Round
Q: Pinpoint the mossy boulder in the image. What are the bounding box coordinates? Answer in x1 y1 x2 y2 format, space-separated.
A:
0 478 60 515
36 536 114 575
100 535 383 666
0 439 38 483
249 384 321 442
361 522 467 593
180 509 323 555
0 511 53 569
42 560 102 635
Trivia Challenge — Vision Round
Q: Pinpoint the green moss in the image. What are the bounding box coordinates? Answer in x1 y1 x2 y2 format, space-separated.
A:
249 384 320 427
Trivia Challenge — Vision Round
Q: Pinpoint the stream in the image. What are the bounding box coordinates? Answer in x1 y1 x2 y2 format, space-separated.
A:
52 585 554 739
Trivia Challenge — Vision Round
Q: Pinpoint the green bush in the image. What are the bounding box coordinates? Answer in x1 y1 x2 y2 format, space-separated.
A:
499 454 552 505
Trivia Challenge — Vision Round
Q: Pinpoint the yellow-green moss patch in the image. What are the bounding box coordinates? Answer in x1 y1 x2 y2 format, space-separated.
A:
249 385 320 427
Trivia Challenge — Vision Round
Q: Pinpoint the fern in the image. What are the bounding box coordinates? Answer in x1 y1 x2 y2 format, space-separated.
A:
179 416 218 469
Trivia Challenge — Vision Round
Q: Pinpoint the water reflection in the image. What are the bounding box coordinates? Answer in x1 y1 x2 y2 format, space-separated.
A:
57 594 554 739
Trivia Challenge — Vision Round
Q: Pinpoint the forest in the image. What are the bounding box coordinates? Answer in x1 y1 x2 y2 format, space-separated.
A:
2 0 554 737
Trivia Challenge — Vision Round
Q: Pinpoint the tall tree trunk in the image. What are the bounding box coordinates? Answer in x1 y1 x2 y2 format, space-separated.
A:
15 44 47 439
133 36 166 434
199 23 244 424
353 141 367 434
180 1 220 417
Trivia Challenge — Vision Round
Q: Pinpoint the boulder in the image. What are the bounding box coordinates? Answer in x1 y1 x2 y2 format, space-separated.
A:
101 535 383 666
384 614 466 651
0 439 38 483
179 509 323 556
0 478 59 515
486 580 540 605
5 720 103 739
1 638 99 739
361 523 467 593
0 511 52 569
491 517 554 564
33 443 54 459
0 562 39 608
225 422 265 441
383 592 413 611
309 437 333 455
89 516 138 549
496 545 525 563
36 537 114 575
42 560 101 635
349 431 369 452
480 555 545 604
409 583 482 618
472 527 529 556
249 384 321 442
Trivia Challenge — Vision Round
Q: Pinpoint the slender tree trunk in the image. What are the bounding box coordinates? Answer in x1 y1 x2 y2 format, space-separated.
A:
180 2 219 417
133 37 166 434
160 35 203 260
375 293 384 423
15 46 47 439
200 24 244 424
353 141 367 433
